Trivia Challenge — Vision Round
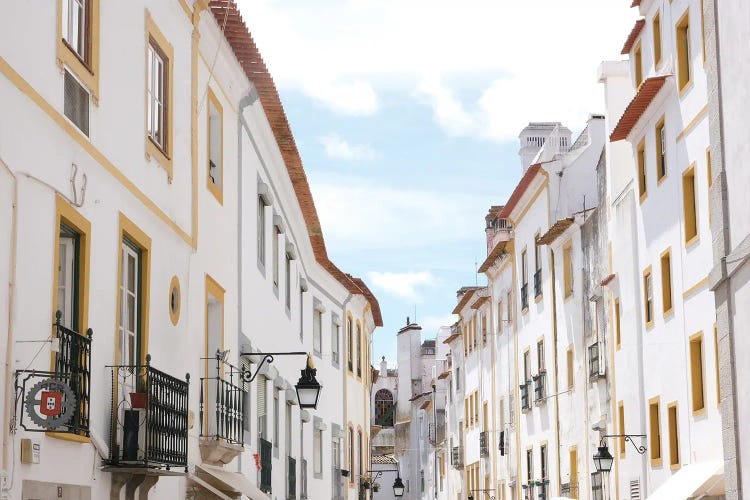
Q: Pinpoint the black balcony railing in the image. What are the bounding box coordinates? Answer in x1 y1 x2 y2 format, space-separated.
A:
288 456 297 500
533 372 546 403
260 437 273 493
520 382 531 410
479 431 489 457
375 404 395 427
53 311 92 436
537 481 548 500
534 269 542 298
561 482 579 499
106 355 190 471
521 284 529 310
588 343 603 379
199 354 247 445
451 446 464 469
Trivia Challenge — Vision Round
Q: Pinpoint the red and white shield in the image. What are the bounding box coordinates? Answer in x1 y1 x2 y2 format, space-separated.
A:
40 391 63 417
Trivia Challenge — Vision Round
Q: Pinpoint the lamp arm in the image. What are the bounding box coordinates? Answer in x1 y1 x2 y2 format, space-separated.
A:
600 434 647 455
239 351 307 383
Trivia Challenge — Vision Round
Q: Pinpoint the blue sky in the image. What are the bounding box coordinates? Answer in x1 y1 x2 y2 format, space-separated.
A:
238 0 637 366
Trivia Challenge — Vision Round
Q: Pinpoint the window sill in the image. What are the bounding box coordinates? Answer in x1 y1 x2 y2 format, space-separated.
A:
692 407 707 417
650 458 663 468
564 293 574 303
46 431 91 444
208 178 223 205
535 294 543 304
685 234 700 249
657 172 668 186
146 137 173 181
645 320 655 330
679 79 694 99
639 191 648 204
670 462 682 471
57 39 99 104
663 308 674 319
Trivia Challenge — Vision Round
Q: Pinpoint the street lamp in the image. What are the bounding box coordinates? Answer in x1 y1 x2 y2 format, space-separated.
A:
593 445 614 473
295 355 322 409
239 351 322 409
392 476 405 497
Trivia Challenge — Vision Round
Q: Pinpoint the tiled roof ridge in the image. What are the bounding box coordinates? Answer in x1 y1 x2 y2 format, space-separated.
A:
498 163 545 219
208 1 382 325
610 75 670 141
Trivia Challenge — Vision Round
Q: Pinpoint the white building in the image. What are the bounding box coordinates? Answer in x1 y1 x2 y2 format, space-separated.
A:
0 1 381 499
703 1 750 498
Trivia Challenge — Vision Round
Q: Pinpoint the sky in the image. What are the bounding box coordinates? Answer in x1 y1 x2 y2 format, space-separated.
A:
237 0 637 367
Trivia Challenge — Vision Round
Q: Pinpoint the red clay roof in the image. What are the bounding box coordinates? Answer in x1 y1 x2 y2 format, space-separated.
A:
621 19 646 54
498 163 543 220
349 276 383 327
471 296 490 310
537 218 574 245
478 240 508 273
209 1 382 326
442 333 462 345
452 289 479 315
631 0 641 7
610 76 670 141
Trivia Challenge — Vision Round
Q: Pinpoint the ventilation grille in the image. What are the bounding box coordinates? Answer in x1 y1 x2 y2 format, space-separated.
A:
629 478 641 499
64 70 89 136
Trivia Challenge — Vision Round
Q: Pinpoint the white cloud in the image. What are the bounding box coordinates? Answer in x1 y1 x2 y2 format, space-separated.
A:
367 271 435 302
303 79 378 116
319 133 375 161
419 314 457 333
238 0 636 137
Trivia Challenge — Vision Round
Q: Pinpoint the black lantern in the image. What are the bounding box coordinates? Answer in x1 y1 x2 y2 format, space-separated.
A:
468 496 474 500
295 355 322 409
392 476 405 497
593 444 614 473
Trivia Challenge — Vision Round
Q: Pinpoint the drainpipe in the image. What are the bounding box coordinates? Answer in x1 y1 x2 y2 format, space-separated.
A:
549 249 562 495
1 160 18 484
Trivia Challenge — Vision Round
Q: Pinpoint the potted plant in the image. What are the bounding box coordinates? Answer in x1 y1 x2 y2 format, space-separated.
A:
372 482 380 492
360 473 375 489
129 378 148 409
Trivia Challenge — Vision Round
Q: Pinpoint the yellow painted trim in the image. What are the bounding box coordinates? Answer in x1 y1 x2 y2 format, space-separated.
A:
667 401 681 470
660 248 673 317
0 56 194 247
683 276 709 299
689 331 706 416
653 10 663 68
676 9 692 93
614 298 621 351
683 163 699 246
506 178 549 227
356 320 363 381
114 213 152 368
204 274 225 429
198 51 238 114
563 240 573 299
51 195 92 337
145 10 175 180
675 105 708 143
643 265 654 329
56 0 100 103
177 0 192 19
648 395 662 467
169 275 181 326
637 139 647 203
618 401 626 458
655 117 668 185
45 431 91 444
206 87 224 205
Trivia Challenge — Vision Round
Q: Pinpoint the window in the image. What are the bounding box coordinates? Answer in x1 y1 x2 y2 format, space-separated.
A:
272 227 280 287
537 340 545 372
534 233 542 298
346 318 353 372
57 224 81 331
563 242 573 298
356 323 362 378
147 41 167 150
357 431 363 480
540 444 547 480
566 347 574 389
660 249 673 314
331 318 340 363
521 249 528 286
614 299 621 350
207 89 223 202
257 197 266 267
668 402 680 469
618 401 626 458
348 426 354 483
64 70 89 136
591 472 603 500
497 301 503 334
257 375 267 439
455 367 461 391
526 448 533 482
634 43 643 88
676 12 692 91
656 118 666 181
653 12 663 66
313 428 322 475
683 166 698 244
649 397 661 466
569 448 578 500
118 215 151 368
273 389 279 449
643 267 653 328
524 349 531 383
299 284 304 340
285 252 292 309
205 276 224 435
58 0 99 101
482 315 487 345
313 309 322 354
690 333 705 413
637 140 647 200
374 389 395 427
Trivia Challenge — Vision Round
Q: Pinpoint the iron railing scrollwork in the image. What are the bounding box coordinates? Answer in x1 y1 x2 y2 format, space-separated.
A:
451 446 463 469
521 284 529 310
520 382 531 410
106 355 190 471
533 372 546 403
479 431 489 457
534 269 542 298
53 311 92 436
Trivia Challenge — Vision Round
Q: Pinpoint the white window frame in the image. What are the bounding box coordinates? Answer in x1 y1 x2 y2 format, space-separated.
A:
62 0 87 60
147 43 166 149
119 241 140 366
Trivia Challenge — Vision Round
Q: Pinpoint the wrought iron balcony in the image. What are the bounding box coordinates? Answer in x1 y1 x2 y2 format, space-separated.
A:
199 356 247 445
288 456 297 500
534 269 542 298
451 446 464 469
521 284 529 310
479 431 489 457
520 381 531 411
533 372 546 404
53 311 92 436
588 342 605 380
537 480 549 500
560 482 578 498
375 405 395 427
106 355 190 471
260 437 273 493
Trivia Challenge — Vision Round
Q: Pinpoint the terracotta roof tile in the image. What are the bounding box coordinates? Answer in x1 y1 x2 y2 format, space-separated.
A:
498 164 544 220
471 296 490 310
621 19 646 54
442 333 462 345
478 241 508 273
437 370 451 380
630 0 641 7
452 289 478 315
610 76 670 141
349 276 383 327
209 1 382 325
537 218 575 245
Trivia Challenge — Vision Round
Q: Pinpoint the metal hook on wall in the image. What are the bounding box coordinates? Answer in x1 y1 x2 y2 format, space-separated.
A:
70 163 87 207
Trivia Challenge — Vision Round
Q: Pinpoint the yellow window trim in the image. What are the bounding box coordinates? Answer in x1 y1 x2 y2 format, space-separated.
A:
682 164 699 246
169 275 181 326
618 401 626 458
643 265 654 330
676 10 692 94
563 240 573 300
689 331 706 416
206 87 224 205
660 248 673 317
676 105 708 143
637 139 648 203
634 42 643 88
145 10 175 180
356 319 363 381
114 213 152 368
614 298 621 350
667 401 681 470
649 395 662 467
683 276 709 299
56 0 101 103
653 11 663 67
655 117 667 185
